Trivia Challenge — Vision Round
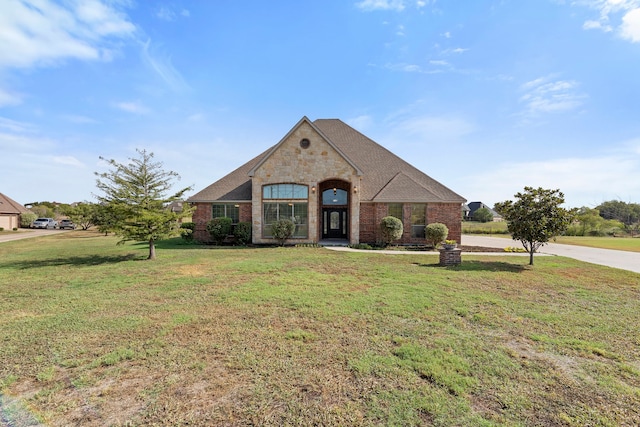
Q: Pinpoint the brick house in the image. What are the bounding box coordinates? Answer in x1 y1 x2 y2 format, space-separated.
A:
188 117 466 245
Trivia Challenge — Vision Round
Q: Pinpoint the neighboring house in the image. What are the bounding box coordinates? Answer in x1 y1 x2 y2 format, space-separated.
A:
467 201 503 222
188 117 466 245
0 192 30 230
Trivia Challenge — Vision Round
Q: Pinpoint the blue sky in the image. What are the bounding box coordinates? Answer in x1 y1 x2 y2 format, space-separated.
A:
2 0 640 208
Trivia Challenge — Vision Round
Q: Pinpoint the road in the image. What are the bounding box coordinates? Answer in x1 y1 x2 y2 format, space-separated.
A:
0 228 70 243
462 235 640 274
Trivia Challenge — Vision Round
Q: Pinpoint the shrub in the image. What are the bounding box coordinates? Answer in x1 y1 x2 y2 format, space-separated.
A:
425 223 449 248
271 218 295 246
234 222 252 245
206 217 233 245
0 227 3 232
473 207 494 223
180 222 195 242
20 212 37 228
13 228 18 231
380 216 403 247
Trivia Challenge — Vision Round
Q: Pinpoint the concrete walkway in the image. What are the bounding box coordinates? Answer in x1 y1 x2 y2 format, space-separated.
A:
325 236 639 275
462 235 640 274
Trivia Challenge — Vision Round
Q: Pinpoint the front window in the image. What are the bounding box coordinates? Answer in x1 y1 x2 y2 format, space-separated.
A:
388 203 403 220
411 204 426 238
212 203 239 224
263 184 308 199
262 184 308 238
263 202 308 238
322 188 348 205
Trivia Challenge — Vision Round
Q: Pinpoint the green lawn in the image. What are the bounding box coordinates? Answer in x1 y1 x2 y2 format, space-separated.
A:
1 231 639 426
551 236 640 252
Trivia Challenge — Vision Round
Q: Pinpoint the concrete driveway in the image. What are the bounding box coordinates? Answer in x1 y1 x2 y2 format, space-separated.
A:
0 228 70 243
462 235 640 274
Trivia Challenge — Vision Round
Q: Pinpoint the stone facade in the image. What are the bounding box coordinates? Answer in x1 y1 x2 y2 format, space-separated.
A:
250 121 361 244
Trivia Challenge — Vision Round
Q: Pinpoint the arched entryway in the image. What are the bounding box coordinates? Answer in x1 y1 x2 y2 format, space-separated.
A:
319 180 351 241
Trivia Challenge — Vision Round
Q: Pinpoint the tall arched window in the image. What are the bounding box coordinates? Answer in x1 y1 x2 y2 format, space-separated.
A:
262 184 308 238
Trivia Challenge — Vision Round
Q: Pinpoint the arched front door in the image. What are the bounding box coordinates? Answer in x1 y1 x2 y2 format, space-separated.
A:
321 187 348 240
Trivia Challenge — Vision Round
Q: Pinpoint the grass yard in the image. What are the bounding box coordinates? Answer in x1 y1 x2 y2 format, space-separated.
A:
462 221 509 235
1 231 640 426
550 236 640 253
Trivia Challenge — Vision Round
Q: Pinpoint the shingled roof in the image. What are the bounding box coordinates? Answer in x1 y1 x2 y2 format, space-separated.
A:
0 192 29 214
188 118 465 204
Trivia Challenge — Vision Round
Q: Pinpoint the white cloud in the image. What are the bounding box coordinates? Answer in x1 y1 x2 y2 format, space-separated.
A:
620 8 640 41
578 1 640 42
519 76 586 116
53 155 85 168
141 39 190 92
463 150 640 207
0 0 135 69
113 101 150 114
355 0 406 12
0 87 23 106
347 115 374 131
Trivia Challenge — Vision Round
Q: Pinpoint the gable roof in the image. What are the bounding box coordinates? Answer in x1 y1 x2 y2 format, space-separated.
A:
188 117 465 204
313 119 464 203
467 201 502 218
0 193 29 215
248 116 363 177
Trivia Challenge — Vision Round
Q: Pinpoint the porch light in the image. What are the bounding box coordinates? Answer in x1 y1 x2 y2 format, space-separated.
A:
311 186 316 193
353 186 358 193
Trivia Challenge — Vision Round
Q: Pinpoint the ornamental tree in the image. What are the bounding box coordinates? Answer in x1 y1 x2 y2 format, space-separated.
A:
495 187 577 265
94 149 193 260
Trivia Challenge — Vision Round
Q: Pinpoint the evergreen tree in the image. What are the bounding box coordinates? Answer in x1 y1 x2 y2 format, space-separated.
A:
94 149 193 260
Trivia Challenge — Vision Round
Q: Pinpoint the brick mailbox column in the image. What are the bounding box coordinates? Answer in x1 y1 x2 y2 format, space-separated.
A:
439 248 462 266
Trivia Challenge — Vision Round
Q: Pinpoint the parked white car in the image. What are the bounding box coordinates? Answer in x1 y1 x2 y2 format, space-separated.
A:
31 218 58 229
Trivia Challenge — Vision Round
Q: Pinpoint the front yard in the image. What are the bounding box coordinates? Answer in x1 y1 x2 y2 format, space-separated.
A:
1 231 639 426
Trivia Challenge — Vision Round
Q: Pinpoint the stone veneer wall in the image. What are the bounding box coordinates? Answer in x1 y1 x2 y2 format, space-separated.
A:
250 121 360 244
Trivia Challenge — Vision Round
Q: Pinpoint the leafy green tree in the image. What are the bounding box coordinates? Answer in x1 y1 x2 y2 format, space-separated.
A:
569 207 623 236
496 187 577 266
596 200 640 226
64 203 98 230
473 207 494 223
19 212 37 228
94 149 193 260
380 216 403 247
272 218 295 246
425 222 449 248
206 217 233 245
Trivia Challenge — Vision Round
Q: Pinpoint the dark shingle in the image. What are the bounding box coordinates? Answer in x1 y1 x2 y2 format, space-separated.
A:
188 118 466 204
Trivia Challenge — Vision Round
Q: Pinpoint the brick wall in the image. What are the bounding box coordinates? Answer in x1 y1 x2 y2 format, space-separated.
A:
427 202 462 243
359 202 462 245
192 202 252 243
192 202 212 242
